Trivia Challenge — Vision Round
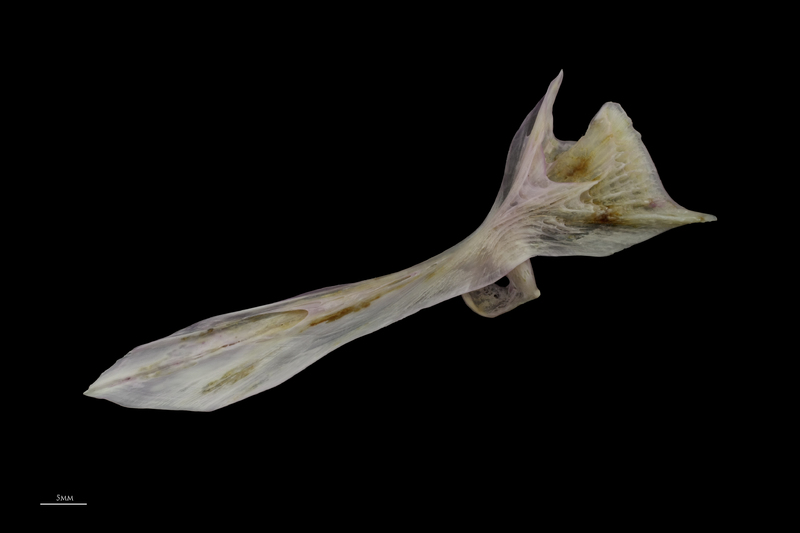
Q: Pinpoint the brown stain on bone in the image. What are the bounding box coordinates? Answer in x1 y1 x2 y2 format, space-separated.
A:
120 310 309 388
590 207 624 225
307 277 413 327
182 328 214 341
547 134 613 183
546 125 641 227
552 154 590 182
308 294 381 326
133 358 201 382
385 274 412 287
181 310 308 342
137 361 169 379
202 361 258 394
140 278 414 391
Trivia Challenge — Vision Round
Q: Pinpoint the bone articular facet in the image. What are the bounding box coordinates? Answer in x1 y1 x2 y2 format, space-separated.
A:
85 71 716 411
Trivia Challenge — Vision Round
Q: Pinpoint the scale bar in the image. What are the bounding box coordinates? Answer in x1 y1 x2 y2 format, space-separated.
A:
41 503 87 505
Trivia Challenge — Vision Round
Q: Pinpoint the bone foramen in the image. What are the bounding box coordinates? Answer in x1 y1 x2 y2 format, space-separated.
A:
85 71 716 411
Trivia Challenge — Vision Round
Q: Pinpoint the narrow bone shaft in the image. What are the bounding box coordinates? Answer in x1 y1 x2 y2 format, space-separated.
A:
84 229 525 411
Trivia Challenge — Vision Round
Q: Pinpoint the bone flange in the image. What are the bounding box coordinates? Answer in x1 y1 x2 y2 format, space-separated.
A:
85 71 716 411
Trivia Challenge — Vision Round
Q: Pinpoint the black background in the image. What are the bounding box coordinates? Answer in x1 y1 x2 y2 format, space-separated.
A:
29 26 734 512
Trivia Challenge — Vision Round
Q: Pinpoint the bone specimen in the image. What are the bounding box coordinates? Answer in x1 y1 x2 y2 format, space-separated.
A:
85 71 716 411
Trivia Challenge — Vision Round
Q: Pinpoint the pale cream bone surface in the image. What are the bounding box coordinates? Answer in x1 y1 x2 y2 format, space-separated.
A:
86 71 716 411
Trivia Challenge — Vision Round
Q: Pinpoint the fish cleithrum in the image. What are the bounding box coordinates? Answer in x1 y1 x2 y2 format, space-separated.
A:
85 71 716 411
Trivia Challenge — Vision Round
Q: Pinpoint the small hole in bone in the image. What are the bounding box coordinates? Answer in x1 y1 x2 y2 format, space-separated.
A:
496 277 510 287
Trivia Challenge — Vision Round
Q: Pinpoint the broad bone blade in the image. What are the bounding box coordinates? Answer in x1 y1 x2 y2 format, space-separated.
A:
85 71 715 411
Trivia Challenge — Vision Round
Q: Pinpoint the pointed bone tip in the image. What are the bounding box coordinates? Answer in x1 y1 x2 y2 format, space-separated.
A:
84 375 121 401
547 70 563 93
685 211 717 224
529 71 564 139
84 375 109 395
84 385 102 399
677 212 717 226
83 379 223 411
661 204 716 225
